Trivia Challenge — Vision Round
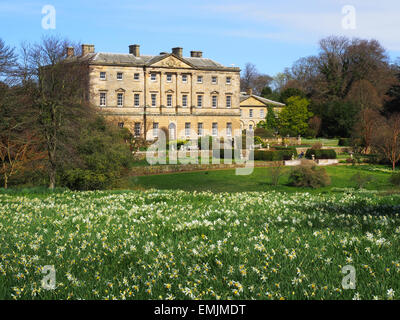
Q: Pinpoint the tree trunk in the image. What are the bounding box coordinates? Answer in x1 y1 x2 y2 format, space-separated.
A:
4 175 7 189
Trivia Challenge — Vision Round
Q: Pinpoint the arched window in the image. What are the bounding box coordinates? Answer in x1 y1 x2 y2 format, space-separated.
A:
169 123 176 140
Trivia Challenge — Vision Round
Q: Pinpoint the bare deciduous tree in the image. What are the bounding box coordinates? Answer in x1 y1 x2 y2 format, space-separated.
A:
372 113 400 170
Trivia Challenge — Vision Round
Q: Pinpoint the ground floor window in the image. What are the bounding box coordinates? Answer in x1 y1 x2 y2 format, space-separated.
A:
134 122 141 136
118 122 124 128
198 123 203 136
212 122 218 136
153 122 159 138
185 122 191 136
226 122 232 136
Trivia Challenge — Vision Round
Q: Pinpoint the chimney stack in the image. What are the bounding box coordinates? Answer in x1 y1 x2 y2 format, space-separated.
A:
190 51 203 58
129 44 140 56
66 47 75 57
81 44 95 56
172 47 183 58
246 88 253 96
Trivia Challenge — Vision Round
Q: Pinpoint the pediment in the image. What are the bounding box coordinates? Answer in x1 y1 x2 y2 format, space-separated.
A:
240 96 266 107
149 55 192 69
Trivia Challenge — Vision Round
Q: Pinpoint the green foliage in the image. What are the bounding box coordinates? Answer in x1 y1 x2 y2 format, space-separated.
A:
338 138 352 146
254 127 275 138
305 149 337 159
318 100 359 138
254 136 263 145
266 106 278 131
60 116 132 190
280 88 306 104
278 96 313 136
288 165 331 188
254 148 297 161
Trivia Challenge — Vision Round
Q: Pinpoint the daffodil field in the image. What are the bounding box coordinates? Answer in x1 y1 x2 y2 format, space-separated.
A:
1 189 400 300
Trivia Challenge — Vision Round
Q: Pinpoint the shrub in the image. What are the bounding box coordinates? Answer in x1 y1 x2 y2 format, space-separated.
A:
389 172 400 186
351 172 374 189
288 165 331 188
305 149 337 159
269 163 285 186
254 136 264 146
59 116 132 190
213 149 237 159
254 128 275 139
338 138 352 146
311 142 323 150
254 149 297 161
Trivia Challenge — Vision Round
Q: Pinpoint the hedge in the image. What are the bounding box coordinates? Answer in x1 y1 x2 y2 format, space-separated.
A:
254 149 297 161
305 149 337 159
338 138 352 146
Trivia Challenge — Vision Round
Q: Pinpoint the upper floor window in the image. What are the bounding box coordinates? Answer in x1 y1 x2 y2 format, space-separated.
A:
166 74 172 82
212 76 217 84
240 109 242 116
100 92 107 106
117 93 124 107
226 95 232 108
151 94 157 107
182 74 188 83
100 72 106 80
151 73 156 81
226 76 231 84
197 95 203 108
167 94 172 107
197 75 203 83
212 95 218 108
182 94 188 107
249 109 253 118
260 109 265 118
134 93 140 107
134 73 140 80
117 72 123 80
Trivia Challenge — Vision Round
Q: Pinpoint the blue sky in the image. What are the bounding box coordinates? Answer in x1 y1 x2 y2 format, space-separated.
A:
1 0 399 76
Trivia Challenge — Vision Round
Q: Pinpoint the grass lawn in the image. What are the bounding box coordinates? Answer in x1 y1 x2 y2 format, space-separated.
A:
132 165 395 193
300 138 339 147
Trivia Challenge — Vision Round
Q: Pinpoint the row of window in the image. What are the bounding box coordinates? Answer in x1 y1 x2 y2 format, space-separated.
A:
99 71 232 84
118 122 233 137
240 109 265 118
100 92 232 108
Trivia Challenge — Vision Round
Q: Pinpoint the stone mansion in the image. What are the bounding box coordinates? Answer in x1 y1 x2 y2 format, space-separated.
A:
68 44 284 140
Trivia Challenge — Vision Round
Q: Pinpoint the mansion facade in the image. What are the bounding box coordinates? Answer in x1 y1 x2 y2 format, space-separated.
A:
70 44 242 140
